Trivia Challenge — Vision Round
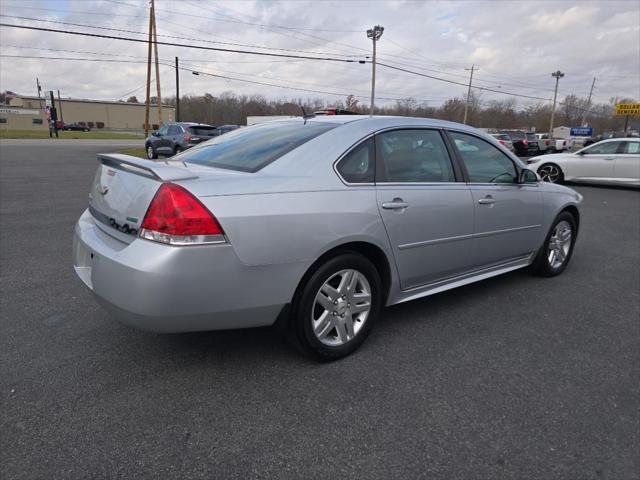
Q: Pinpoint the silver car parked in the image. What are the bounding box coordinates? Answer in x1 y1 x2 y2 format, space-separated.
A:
73 116 582 359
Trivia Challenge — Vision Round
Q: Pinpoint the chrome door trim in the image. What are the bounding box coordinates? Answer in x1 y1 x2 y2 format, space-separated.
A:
474 224 541 238
398 233 473 250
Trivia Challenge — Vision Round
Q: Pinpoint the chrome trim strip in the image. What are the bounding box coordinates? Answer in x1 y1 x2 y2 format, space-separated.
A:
398 233 473 250
397 225 541 250
473 224 541 238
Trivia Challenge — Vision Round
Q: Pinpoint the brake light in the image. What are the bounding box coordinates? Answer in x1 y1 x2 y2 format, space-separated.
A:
545 139 550 145
499 140 505 145
140 183 225 245
184 134 192 142
523 139 529 146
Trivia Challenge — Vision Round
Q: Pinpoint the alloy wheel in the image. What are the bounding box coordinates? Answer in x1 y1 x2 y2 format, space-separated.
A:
311 269 372 346
548 220 572 268
147 145 154 159
539 164 562 183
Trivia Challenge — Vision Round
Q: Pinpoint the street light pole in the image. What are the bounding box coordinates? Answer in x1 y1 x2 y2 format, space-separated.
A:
549 70 564 137
367 25 384 116
175 56 180 122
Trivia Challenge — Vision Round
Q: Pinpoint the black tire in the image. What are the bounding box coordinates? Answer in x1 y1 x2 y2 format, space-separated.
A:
146 144 158 159
292 252 382 361
83 128 89 132
537 163 564 184
531 211 577 277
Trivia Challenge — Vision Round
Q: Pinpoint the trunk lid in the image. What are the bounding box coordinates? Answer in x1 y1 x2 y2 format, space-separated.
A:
89 154 199 243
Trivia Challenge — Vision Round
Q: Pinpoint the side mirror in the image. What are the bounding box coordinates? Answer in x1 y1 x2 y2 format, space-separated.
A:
519 169 539 184
151 131 159 137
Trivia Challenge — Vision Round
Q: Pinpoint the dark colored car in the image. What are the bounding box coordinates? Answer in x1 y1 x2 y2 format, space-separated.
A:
314 108 359 115
63 123 90 132
216 124 240 135
145 122 219 159
502 131 540 156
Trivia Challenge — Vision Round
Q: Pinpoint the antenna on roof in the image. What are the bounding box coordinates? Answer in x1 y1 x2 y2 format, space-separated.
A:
300 105 315 124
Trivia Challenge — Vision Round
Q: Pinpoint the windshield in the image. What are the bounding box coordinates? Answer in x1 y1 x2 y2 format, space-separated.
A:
180 121 337 172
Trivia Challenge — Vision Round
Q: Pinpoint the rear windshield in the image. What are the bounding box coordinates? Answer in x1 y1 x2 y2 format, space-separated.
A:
493 134 510 141
180 121 337 172
504 131 524 140
188 126 218 135
526 133 537 141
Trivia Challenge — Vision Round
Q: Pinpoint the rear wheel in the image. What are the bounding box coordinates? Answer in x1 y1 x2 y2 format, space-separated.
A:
146 144 157 159
292 253 381 360
538 163 564 183
531 211 576 277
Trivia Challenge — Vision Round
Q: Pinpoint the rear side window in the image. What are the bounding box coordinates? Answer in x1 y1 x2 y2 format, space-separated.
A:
168 125 182 135
449 131 517 184
376 129 455 183
180 121 337 172
188 126 218 135
336 138 375 183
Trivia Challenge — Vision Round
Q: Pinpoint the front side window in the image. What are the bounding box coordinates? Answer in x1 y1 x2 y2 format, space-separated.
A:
623 141 640 154
449 131 517 184
336 138 374 183
376 129 455 183
180 121 337 172
156 125 169 136
583 141 621 155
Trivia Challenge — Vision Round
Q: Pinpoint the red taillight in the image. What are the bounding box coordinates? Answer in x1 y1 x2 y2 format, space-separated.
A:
545 139 550 145
140 183 225 245
523 139 529 146
184 134 192 142
499 140 505 145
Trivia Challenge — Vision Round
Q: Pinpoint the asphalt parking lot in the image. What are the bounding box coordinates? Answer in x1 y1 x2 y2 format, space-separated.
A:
1 141 638 480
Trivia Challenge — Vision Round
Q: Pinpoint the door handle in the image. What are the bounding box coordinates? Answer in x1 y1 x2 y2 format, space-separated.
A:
382 199 409 210
478 196 496 205
604 157 615 161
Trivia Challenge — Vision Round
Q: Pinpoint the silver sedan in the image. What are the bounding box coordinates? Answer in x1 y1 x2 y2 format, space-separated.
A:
73 116 582 359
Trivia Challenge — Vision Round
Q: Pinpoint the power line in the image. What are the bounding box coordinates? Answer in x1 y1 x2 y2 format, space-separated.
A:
0 14 363 58
0 23 366 64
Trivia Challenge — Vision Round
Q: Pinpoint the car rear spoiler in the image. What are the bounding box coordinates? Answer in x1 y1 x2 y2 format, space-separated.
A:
97 153 198 181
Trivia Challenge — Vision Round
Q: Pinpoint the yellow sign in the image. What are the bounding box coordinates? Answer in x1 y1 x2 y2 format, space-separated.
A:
615 103 640 116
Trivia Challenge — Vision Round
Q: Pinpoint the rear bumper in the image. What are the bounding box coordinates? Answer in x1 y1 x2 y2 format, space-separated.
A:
73 209 298 332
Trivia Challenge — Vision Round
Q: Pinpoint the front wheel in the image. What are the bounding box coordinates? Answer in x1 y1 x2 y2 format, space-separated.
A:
292 253 382 360
531 212 577 277
146 144 157 159
538 163 564 183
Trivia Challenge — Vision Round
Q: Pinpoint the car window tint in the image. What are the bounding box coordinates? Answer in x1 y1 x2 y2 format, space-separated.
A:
168 125 181 135
180 121 337 172
584 141 621 154
505 131 524 140
376 129 455 183
450 131 517 183
157 125 169 136
189 126 217 135
337 138 374 183
624 141 640 154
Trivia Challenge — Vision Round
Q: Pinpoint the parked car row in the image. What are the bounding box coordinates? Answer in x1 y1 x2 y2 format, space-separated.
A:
145 122 239 159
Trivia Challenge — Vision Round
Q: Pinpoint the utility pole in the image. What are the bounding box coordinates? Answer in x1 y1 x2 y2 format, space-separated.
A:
367 25 384 116
36 77 43 109
151 0 162 126
463 65 477 125
49 90 58 138
57 89 64 125
175 56 180 122
549 70 564 137
581 76 596 126
144 0 153 137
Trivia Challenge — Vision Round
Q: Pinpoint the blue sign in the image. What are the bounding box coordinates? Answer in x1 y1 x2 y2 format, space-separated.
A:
570 127 593 137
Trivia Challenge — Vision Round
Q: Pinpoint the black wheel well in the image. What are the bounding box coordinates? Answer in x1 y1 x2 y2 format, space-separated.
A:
562 205 580 231
295 241 392 305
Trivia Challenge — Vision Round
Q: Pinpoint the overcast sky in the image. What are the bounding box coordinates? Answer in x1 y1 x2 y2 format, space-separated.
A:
0 0 638 108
